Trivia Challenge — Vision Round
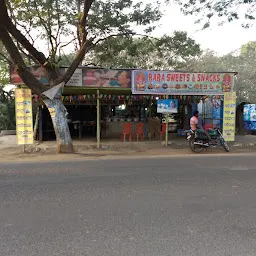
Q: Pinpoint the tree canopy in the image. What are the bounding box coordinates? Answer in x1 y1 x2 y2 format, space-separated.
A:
0 0 163 93
186 42 256 104
173 0 256 29
90 31 201 69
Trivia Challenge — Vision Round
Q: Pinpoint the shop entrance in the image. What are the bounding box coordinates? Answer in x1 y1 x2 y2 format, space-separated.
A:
41 104 97 141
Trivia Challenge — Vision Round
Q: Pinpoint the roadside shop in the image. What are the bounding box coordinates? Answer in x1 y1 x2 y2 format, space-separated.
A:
11 66 237 146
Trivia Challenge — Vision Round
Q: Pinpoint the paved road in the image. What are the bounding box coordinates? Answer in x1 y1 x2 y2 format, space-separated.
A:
1 154 256 256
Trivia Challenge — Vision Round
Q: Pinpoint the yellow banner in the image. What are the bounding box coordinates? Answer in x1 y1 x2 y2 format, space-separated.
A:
223 92 236 141
15 89 34 145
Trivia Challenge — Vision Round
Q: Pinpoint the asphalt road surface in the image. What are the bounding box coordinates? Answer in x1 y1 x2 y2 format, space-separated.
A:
1 154 256 256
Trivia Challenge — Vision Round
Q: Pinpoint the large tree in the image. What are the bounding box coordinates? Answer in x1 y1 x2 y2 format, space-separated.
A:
0 0 162 153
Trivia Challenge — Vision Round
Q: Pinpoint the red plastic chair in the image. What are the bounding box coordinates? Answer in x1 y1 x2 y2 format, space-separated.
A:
204 124 214 131
121 123 132 142
160 123 167 141
135 122 144 142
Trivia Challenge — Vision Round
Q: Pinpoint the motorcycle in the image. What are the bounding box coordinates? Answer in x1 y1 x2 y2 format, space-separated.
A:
186 126 230 153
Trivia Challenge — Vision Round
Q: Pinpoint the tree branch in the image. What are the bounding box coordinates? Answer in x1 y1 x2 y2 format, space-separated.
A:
32 0 56 57
57 39 94 84
59 38 77 50
0 0 47 66
0 52 12 64
0 24 45 95
17 43 38 65
92 32 135 46
79 0 94 44
3 22 47 65
6 1 36 46
92 32 160 46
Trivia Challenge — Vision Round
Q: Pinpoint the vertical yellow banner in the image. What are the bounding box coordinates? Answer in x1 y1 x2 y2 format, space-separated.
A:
15 88 34 145
223 92 236 141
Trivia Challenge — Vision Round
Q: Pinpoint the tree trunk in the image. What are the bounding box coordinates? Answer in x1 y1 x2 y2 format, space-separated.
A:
43 98 74 153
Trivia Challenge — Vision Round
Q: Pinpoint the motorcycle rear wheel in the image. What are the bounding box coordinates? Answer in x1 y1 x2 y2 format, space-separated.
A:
189 137 204 153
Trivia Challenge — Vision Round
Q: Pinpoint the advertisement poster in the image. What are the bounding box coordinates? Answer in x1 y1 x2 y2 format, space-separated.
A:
223 92 236 141
243 104 256 130
212 96 222 126
10 66 132 88
157 99 178 113
82 69 131 88
132 70 235 95
11 66 49 85
15 89 34 145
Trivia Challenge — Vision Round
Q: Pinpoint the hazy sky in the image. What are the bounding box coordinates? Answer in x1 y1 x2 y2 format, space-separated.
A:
152 4 256 55
25 1 256 57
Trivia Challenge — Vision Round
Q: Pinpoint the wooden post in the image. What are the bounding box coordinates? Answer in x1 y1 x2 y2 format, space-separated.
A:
149 98 152 117
33 107 39 140
39 106 43 142
165 113 168 147
97 89 101 149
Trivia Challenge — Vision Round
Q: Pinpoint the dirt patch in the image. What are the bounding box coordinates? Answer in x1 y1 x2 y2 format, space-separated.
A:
0 135 255 163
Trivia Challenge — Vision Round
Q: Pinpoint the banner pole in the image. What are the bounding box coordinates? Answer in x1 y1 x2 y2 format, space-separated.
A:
165 113 168 147
97 89 101 149
165 95 168 147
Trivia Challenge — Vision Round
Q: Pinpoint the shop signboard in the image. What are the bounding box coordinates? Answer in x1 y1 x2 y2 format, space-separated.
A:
65 68 83 86
82 69 131 88
243 104 256 130
132 70 235 95
15 88 33 145
10 66 132 88
11 66 49 84
223 92 236 141
157 99 178 114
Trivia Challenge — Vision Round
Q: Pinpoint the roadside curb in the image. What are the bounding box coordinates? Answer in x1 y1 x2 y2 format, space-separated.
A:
1 151 256 165
232 142 256 147
162 141 256 149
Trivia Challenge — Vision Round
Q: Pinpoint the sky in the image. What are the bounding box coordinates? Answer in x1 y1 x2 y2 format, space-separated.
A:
151 3 256 55
30 1 256 57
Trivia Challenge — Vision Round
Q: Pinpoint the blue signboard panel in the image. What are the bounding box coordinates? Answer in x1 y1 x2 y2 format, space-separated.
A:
244 104 256 130
157 99 178 114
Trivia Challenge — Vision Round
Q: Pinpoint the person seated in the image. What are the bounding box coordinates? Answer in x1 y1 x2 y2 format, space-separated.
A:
190 111 211 144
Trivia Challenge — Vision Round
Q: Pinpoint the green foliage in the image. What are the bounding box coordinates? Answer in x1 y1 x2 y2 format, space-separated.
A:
57 53 76 66
7 101 16 130
0 42 14 130
173 0 256 28
91 31 201 69
86 0 162 36
0 103 9 130
0 89 15 130
186 43 256 104
0 42 9 86
240 41 256 56
7 0 163 63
